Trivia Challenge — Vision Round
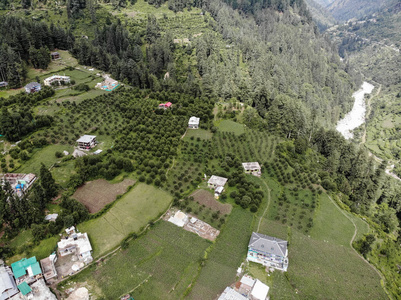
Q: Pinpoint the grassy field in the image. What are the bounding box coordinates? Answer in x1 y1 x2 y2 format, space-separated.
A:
188 208 254 300
60 221 210 299
256 190 386 299
26 50 78 81
184 129 213 140
7 230 33 249
78 183 172 258
7 236 59 264
16 144 74 174
217 120 245 135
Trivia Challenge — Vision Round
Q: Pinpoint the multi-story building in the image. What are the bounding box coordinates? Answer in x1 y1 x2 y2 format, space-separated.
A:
247 232 289 272
43 75 70 86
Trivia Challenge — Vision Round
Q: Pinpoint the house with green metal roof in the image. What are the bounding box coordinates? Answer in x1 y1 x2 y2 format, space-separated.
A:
17 282 32 296
11 257 42 284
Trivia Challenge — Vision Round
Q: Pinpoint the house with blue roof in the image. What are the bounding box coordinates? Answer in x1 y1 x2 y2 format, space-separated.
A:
11 257 42 285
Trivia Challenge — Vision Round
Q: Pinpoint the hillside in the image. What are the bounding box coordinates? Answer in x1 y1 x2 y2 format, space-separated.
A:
305 0 336 31
327 0 398 21
0 0 400 299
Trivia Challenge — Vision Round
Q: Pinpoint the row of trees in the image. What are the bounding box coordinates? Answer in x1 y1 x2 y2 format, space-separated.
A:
0 164 57 237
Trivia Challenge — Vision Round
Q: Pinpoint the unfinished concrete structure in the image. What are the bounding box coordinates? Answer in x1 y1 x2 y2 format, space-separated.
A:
40 254 57 283
242 162 261 177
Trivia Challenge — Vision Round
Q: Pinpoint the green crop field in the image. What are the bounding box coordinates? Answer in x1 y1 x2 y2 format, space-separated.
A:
217 120 245 135
60 221 210 299
188 208 254 300
78 183 172 257
16 144 74 174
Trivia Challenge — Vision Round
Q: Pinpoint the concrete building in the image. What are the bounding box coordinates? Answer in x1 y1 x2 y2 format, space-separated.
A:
24 82 41 94
50 52 60 60
242 162 261 177
57 232 93 264
167 210 188 227
250 279 270 300
208 175 228 189
11 257 42 285
218 287 247 300
40 254 57 283
247 232 288 272
188 116 200 129
0 265 19 300
76 135 97 150
43 75 70 86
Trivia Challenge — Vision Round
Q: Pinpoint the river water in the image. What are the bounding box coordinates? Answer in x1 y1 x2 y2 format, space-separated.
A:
336 81 375 139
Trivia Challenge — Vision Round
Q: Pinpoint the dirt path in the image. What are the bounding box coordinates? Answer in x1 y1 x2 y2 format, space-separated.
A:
257 180 271 232
326 195 391 299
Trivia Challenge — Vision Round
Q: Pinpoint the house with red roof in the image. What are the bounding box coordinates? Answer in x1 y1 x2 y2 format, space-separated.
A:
158 102 172 109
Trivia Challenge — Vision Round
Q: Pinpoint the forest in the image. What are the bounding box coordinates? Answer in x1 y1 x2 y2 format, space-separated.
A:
0 0 400 298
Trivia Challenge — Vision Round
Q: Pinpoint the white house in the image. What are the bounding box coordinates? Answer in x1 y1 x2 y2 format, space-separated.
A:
167 210 188 227
57 232 93 264
188 116 200 129
44 75 70 86
208 175 228 189
242 162 261 177
247 232 288 272
76 135 97 149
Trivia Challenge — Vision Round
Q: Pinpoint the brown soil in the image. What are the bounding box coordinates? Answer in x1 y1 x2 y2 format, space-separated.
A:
190 189 232 215
72 179 136 213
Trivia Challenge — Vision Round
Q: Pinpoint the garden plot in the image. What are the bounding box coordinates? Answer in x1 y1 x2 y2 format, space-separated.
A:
190 189 232 215
72 179 135 213
78 183 171 257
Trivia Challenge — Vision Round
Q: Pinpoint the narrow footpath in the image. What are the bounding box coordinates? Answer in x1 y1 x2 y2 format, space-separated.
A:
326 195 392 299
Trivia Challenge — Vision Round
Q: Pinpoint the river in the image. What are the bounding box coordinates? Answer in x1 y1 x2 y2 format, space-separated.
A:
336 81 375 139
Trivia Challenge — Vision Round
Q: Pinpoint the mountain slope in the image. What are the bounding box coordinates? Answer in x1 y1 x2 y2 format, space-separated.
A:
305 0 336 31
327 0 398 21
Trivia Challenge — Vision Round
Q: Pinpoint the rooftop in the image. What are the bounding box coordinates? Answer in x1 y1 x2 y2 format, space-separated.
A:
251 279 270 300
240 275 255 288
218 287 247 300
0 266 18 299
242 162 261 170
24 82 40 89
76 135 96 143
58 232 92 256
167 210 188 227
44 75 70 81
44 214 58 221
208 175 228 187
188 116 200 125
11 257 41 279
248 232 288 257
17 282 31 296
40 254 57 281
